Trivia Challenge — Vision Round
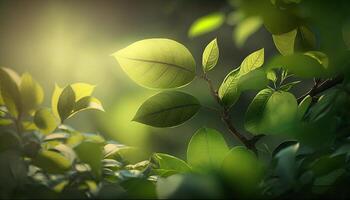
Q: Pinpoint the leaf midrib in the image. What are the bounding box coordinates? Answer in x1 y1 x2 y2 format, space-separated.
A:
134 103 199 120
117 55 194 73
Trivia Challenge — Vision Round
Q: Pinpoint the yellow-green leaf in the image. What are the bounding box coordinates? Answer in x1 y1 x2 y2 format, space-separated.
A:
239 48 264 75
187 127 229 171
34 108 58 134
188 12 225 38
19 73 44 115
113 39 196 89
272 29 297 56
0 68 22 117
32 150 72 174
71 83 95 101
234 16 262 47
202 38 219 72
51 84 63 120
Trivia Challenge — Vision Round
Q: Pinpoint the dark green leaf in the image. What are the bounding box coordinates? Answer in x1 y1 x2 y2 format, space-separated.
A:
133 91 200 127
57 85 75 122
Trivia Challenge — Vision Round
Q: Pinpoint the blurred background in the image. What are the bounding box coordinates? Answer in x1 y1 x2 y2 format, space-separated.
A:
0 0 293 160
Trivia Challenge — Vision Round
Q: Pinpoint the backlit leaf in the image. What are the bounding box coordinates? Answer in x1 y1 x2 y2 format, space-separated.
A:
239 48 264 75
152 153 191 177
202 38 219 72
133 91 200 127
234 16 262 47
71 83 95 101
272 29 297 56
188 12 225 38
113 39 196 89
187 127 229 170
19 73 44 115
0 68 22 117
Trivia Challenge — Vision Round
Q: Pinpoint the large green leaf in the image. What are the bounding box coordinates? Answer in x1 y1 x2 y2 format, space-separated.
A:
187 127 229 170
237 68 268 91
245 90 298 135
240 48 264 75
70 83 95 101
133 91 200 127
32 150 72 174
34 108 58 134
19 73 44 115
113 39 196 89
267 54 328 78
152 153 191 177
75 141 103 177
188 12 225 38
274 142 299 184
272 29 297 56
57 85 75 122
297 95 312 120
233 16 262 47
222 146 263 195
202 38 219 72
0 68 22 117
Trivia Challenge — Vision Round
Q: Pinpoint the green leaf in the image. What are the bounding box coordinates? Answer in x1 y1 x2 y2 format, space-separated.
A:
297 95 312 120
0 68 22 117
32 150 72 174
267 54 328 78
279 81 301 91
51 84 63 120
133 91 200 127
245 89 274 135
238 68 268 91
75 141 103 177
202 38 219 72
222 146 263 195
188 12 225 38
57 85 75 122
72 96 104 116
233 16 262 47
239 48 264 75
218 67 268 107
19 73 44 115
70 83 95 101
267 70 277 83
274 142 299 184
298 25 317 50
245 90 298 135
112 38 196 89
304 51 329 68
187 127 229 170
152 153 191 177
272 29 297 56
0 130 21 152
34 108 59 135
218 68 241 107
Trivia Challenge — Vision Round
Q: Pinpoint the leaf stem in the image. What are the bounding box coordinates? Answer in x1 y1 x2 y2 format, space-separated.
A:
297 76 343 103
200 74 258 153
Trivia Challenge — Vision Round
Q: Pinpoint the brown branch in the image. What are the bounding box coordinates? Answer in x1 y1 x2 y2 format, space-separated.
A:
297 76 343 103
200 74 258 153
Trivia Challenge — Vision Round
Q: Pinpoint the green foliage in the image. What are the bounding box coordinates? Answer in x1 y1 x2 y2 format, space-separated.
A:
2 0 350 199
133 91 200 127
112 38 196 89
219 48 267 107
188 12 225 38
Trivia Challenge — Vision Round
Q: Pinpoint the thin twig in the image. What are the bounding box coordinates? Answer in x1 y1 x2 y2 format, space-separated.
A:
200 74 257 152
297 76 343 103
